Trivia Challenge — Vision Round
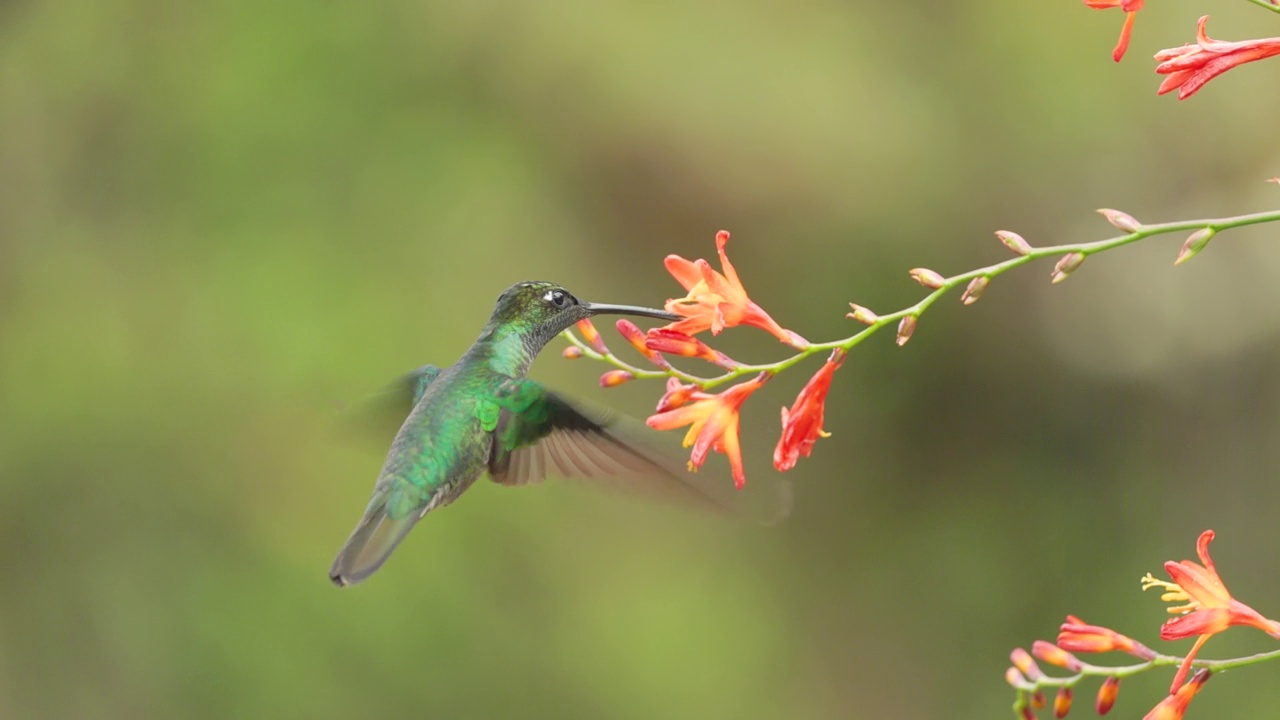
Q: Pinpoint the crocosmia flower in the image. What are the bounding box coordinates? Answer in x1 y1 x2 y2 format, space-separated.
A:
1155 16 1280 100
773 349 845 471
1142 529 1280 691
645 328 739 369
646 373 770 489
1143 669 1210 720
663 230 808 349
1057 615 1155 658
1083 0 1144 62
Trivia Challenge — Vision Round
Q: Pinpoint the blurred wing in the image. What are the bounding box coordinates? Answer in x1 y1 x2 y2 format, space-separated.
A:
487 387 791 526
343 364 442 438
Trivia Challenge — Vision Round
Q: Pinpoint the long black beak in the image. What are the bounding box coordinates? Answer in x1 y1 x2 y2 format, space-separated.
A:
581 301 681 322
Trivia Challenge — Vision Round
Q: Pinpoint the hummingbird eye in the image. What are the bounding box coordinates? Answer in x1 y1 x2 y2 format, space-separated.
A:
543 289 570 308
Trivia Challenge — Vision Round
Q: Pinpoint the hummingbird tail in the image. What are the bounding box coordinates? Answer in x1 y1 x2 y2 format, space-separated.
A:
328 499 423 587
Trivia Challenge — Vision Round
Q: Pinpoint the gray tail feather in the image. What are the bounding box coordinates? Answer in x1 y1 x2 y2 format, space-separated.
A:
328 499 422 587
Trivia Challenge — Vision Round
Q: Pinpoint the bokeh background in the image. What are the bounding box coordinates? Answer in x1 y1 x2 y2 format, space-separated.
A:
4 1 1280 718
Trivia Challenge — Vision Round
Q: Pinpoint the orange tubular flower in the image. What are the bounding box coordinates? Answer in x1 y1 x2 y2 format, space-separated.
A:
645 328 739 369
1155 16 1280 100
773 349 845 471
1083 0 1144 62
1143 529 1280 691
1143 669 1210 720
1057 615 1156 658
663 230 808 349
645 373 770 489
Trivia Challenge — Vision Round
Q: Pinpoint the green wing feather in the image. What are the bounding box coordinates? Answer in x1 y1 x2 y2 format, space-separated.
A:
487 380 792 525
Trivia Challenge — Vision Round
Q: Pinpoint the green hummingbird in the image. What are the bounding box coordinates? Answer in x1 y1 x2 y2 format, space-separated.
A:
329 281 791 587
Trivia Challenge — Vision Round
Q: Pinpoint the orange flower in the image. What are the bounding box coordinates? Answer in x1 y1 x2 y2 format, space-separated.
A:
1155 16 1280 100
1143 669 1210 720
663 230 808 349
1057 615 1156 658
1142 529 1280 691
645 328 739 369
1083 0 1144 62
645 373 770 489
773 349 845 471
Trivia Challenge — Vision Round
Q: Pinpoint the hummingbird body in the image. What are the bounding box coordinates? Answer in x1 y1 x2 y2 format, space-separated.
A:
329 282 701 586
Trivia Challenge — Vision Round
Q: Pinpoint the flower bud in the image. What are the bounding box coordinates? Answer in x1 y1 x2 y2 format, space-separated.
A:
1032 641 1082 672
576 319 609 354
616 319 671 369
961 276 990 305
1098 208 1141 233
1019 705 1035 720
1174 227 1215 266
646 329 739 369
1053 688 1072 719
909 267 946 289
1051 253 1086 284
1011 648 1044 681
846 303 878 325
655 377 699 412
1006 667 1028 688
599 370 633 388
996 230 1032 256
562 346 584 360
1031 691 1046 710
1095 677 1120 716
896 315 918 347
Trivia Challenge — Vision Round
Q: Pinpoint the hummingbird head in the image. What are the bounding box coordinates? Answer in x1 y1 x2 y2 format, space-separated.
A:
486 281 680 351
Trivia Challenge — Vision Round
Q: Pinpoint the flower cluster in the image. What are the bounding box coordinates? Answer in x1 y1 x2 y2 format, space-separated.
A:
565 231 842 488
561 204 1275 490
1006 530 1280 720
1082 2 1280 99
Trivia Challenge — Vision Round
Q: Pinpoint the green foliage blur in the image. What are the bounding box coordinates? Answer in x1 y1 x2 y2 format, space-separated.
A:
4 1 1280 718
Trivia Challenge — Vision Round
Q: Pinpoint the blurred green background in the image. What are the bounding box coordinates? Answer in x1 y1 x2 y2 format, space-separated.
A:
4 1 1280 718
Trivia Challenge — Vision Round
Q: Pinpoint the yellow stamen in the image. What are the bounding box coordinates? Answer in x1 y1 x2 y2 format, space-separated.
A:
1141 573 1199 615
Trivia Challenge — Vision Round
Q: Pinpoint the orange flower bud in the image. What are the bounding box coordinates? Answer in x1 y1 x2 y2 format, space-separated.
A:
562 346 584 360
1058 615 1155 659
1032 641 1083 672
1174 227 1214 266
1051 253 1086 284
961 276 990 305
1031 691 1047 710
1011 648 1044 681
896 315 918 347
1096 677 1120 716
846 303 878 325
1144 670 1210 720
996 230 1032 256
576 319 609 354
1054 687 1072 719
1098 208 1141 233
616 319 671 369
599 370 633 387
909 267 946 289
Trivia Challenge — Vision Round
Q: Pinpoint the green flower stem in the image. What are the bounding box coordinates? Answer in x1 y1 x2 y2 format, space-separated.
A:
564 208 1280 391
1242 0 1280 15
1009 647 1280 715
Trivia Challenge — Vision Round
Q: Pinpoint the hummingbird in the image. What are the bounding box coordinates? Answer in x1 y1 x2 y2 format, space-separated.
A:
329 281 790 587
